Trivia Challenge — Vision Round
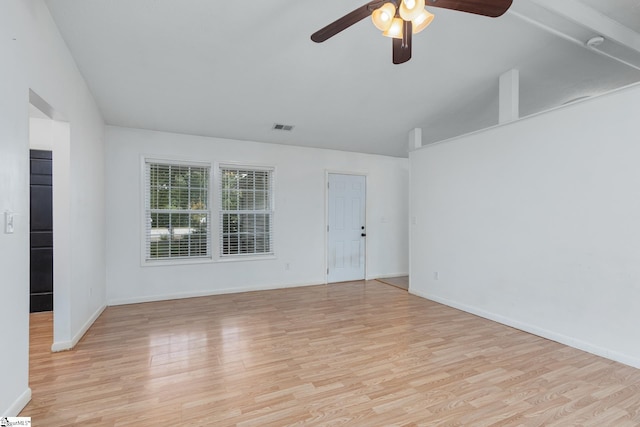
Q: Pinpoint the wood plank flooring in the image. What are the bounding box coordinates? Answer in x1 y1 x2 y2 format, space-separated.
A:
376 276 409 291
22 281 640 426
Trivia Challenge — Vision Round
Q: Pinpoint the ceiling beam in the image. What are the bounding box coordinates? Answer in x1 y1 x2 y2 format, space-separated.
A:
520 0 640 52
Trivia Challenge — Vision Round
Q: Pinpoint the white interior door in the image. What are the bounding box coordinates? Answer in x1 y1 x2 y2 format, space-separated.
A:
327 173 366 283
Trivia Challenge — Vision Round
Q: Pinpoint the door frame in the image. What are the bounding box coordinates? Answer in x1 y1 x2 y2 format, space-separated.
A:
324 170 368 284
29 89 72 351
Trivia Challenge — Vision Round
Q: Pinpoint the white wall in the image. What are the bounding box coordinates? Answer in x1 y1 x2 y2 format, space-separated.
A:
410 83 640 368
0 0 106 415
29 117 53 151
106 126 408 304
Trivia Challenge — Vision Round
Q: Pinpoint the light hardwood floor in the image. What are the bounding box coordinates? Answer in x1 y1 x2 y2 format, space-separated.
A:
22 281 640 426
376 276 409 291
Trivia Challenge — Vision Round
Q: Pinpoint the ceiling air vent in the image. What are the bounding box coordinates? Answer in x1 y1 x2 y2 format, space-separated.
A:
272 123 294 131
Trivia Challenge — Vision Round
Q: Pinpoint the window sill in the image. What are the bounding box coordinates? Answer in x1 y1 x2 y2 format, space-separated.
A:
142 257 213 267
217 254 277 263
141 255 277 266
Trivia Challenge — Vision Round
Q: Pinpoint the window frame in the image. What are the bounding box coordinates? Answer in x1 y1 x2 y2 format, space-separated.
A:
141 157 213 266
218 163 275 260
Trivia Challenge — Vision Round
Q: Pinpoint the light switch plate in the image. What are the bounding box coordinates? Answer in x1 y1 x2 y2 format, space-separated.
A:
5 211 15 234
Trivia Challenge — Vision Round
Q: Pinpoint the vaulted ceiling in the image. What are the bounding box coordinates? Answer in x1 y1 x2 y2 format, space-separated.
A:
45 0 640 157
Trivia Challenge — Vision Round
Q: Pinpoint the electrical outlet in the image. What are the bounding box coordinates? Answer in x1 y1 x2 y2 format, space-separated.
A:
5 211 15 234
433 271 439 280
285 262 290 271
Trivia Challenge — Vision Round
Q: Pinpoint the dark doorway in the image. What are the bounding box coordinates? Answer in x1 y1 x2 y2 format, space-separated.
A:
30 149 53 313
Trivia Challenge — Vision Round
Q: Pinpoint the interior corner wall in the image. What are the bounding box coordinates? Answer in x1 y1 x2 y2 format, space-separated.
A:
105 126 408 304
0 0 106 415
409 83 640 368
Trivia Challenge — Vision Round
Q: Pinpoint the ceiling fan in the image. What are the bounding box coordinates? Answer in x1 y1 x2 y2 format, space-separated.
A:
311 0 513 64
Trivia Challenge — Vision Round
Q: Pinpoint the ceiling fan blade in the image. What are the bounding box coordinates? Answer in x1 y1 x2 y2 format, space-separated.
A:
425 0 512 17
392 21 412 64
311 0 386 43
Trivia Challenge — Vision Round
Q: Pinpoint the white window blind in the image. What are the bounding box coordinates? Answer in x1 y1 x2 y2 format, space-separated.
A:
144 161 210 260
220 166 274 257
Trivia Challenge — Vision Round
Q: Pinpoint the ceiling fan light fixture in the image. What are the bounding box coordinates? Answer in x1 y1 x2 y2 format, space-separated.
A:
399 0 425 21
412 8 434 34
382 17 404 39
310 0 514 64
372 3 397 31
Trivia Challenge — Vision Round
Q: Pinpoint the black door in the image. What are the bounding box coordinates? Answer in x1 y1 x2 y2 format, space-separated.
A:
30 149 53 312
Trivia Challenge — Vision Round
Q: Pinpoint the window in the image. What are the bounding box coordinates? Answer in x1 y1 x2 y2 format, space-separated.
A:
220 166 274 257
144 160 210 261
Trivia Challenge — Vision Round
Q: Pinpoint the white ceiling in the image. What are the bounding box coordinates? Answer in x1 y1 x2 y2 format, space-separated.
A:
44 0 640 157
579 0 640 33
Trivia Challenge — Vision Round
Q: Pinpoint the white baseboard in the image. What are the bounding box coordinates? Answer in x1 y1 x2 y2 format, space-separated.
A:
409 289 640 370
2 387 31 417
108 281 326 306
51 304 106 352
